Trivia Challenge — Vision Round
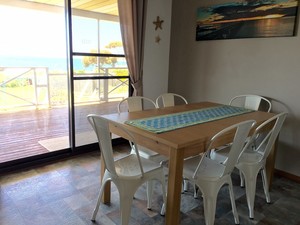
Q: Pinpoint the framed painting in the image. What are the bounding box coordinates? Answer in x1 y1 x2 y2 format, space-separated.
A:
196 0 299 41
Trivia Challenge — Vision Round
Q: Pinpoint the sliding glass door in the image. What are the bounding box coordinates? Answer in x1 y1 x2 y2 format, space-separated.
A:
0 1 70 164
68 0 129 149
0 0 129 167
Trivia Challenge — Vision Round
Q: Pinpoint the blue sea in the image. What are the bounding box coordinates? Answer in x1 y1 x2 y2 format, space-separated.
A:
0 56 126 71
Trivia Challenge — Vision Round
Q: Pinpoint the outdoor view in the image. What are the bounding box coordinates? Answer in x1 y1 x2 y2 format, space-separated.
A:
0 0 129 164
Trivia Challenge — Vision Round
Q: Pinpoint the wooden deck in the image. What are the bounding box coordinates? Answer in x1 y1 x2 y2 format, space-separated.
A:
0 101 120 164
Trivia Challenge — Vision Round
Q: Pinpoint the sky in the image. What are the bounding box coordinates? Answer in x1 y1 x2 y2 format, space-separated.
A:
0 5 66 57
0 5 123 58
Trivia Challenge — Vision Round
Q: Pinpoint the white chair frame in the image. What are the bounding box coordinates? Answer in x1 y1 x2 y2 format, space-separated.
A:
118 96 158 113
229 94 272 112
210 94 272 164
210 112 287 219
87 114 167 225
236 112 287 219
155 93 192 192
155 93 188 108
180 120 256 225
117 96 164 159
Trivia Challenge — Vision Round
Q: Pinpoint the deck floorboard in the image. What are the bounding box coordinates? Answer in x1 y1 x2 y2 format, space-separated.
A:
0 101 120 163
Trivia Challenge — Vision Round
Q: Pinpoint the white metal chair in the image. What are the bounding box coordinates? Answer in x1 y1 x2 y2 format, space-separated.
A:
155 93 192 192
118 96 158 113
229 94 272 112
117 96 165 162
236 112 287 219
155 93 188 108
87 114 167 225
210 112 287 219
210 94 272 163
181 120 256 225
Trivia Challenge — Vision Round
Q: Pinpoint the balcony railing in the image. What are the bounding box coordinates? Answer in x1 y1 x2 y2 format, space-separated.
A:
0 67 129 110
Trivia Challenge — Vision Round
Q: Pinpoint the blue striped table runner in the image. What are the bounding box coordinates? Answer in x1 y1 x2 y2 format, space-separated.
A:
124 105 253 133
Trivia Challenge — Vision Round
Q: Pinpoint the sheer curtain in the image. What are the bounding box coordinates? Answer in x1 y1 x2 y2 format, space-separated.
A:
118 0 148 96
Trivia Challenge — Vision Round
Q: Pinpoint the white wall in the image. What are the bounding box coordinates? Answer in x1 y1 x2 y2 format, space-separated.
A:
143 0 172 100
168 0 300 176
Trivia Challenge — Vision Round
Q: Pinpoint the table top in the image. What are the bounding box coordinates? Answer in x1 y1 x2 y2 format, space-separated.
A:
102 101 275 152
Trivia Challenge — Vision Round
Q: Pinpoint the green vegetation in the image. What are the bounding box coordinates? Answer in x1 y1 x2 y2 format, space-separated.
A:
82 41 123 68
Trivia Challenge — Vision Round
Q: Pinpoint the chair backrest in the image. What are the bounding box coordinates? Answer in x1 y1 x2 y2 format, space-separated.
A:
194 120 256 178
156 93 188 108
229 94 272 112
87 114 144 177
249 112 287 162
118 96 157 113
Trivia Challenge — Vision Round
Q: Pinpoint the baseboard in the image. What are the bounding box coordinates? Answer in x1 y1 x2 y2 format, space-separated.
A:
275 169 300 183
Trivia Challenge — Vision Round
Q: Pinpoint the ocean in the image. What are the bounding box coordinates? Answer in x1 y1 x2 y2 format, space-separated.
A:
0 56 127 72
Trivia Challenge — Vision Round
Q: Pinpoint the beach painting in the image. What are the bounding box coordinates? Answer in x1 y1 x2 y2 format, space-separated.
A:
196 0 299 41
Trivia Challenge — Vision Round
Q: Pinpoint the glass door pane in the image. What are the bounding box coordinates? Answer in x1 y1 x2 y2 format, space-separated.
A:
70 1 129 148
0 1 69 163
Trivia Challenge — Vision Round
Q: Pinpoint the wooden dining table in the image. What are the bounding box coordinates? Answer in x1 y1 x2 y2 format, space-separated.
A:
100 101 276 225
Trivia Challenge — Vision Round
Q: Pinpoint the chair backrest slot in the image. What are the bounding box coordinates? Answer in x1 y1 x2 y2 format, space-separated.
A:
229 94 272 112
156 93 188 108
118 96 157 113
248 112 287 162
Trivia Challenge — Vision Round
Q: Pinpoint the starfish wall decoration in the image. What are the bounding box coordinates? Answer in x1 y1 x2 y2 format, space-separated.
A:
153 16 164 30
155 35 161 43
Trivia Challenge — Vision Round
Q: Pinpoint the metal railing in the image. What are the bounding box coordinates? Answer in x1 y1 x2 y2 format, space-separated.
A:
0 67 129 109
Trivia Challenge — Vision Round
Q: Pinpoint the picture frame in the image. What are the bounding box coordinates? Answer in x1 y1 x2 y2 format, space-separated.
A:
196 0 299 41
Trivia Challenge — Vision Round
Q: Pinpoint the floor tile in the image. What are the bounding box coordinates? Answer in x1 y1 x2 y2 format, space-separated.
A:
1 143 300 225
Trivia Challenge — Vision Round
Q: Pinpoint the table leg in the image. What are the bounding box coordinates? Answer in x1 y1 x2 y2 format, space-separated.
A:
101 156 111 203
165 148 184 225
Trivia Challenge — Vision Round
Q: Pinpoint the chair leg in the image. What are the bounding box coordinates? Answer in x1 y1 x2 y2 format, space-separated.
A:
261 168 271 203
240 170 245 187
182 178 199 198
119 185 138 225
119 194 134 225
228 179 240 224
159 173 167 216
183 179 189 192
147 181 153 209
91 187 104 221
203 194 217 225
240 168 259 219
198 184 218 225
193 183 199 198
91 177 110 221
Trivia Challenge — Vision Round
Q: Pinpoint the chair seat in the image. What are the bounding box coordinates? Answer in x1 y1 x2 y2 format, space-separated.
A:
211 145 264 165
132 146 168 164
210 146 230 163
138 146 159 157
238 149 264 164
118 96 167 164
183 156 225 181
115 154 162 177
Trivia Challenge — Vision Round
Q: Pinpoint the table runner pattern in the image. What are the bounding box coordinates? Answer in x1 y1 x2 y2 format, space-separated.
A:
125 105 253 133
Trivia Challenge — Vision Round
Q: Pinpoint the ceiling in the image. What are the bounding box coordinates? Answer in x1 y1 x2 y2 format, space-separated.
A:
24 0 118 15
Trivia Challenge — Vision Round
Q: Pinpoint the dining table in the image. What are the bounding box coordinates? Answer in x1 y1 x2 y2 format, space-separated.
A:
100 101 276 225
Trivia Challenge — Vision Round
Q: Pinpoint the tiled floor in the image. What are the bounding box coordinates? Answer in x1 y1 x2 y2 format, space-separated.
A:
1 143 300 225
